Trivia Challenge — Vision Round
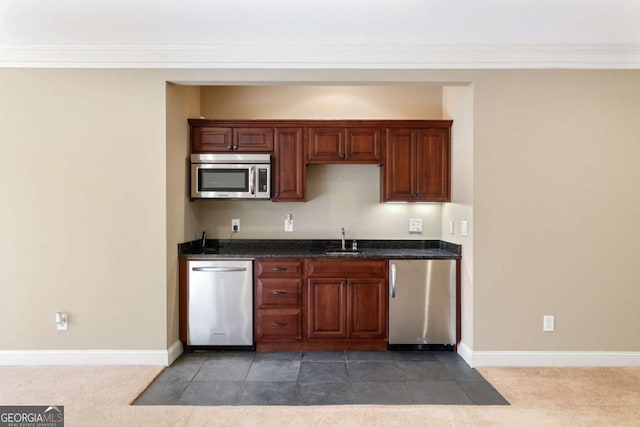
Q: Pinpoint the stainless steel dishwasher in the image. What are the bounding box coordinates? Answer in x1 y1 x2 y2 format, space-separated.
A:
186 259 253 347
388 259 456 349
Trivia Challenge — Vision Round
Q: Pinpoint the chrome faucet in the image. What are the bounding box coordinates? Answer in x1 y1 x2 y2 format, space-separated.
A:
341 227 346 250
201 231 207 250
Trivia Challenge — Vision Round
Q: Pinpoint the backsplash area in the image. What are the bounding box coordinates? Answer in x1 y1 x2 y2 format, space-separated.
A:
195 164 442 240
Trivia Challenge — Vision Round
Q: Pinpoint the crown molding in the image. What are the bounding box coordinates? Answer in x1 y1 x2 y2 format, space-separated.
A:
1 43 639 69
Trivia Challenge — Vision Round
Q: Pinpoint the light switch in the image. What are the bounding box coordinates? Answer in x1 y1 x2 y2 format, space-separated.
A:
461 220 469 237
449 220 454 235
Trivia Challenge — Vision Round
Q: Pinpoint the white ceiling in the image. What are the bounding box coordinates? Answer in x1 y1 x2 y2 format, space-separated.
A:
1 0 640 68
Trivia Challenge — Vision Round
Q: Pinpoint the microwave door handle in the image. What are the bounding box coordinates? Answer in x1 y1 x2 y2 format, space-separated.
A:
249 166 255 195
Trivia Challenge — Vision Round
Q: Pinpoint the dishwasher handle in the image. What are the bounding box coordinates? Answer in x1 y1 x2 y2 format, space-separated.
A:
192 267 248 273
390 263 396 298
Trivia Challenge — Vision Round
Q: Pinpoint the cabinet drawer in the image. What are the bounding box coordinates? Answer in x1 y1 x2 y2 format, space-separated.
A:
305 259 387 278
256 309 302 340
255 259 303 277
256 278 301 307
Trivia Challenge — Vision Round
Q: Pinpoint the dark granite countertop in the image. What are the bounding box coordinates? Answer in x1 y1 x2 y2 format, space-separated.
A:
179 239 461 260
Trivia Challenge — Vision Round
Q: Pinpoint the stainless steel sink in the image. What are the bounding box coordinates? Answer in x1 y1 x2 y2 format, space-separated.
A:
325 249 361 256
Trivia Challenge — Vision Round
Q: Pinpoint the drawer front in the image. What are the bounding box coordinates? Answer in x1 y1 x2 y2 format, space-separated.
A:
256 309 302 340
255 259 303 277
256 278 301 307
305 259 387 278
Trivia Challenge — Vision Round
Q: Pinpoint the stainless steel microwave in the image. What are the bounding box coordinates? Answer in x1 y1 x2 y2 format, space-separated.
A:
190 153 271 199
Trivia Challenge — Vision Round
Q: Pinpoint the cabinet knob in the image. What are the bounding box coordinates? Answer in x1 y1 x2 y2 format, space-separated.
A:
338 153 345 159
344 153 350 159
227 145 233 150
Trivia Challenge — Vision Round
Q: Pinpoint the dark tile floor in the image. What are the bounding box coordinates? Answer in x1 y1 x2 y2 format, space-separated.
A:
133 351 509 406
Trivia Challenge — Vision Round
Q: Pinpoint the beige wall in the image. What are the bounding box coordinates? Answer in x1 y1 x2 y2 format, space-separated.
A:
0 69 167 350
2 68 639 355
442 85 474 349
201 86 443 119
473 70 640 351
165 83 200 346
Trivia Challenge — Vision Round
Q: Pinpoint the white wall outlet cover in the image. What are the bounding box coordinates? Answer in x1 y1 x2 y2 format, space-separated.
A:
449 220 455 235
408 218 423 233
284 218 293 232
543 315 555 332
231 219 240 233
56 312 68 331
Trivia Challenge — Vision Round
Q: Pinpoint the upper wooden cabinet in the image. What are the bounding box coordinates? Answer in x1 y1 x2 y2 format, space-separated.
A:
188 119 452 203
382 123 452 202
189 121 274 152
307 127 381 164
273 127 306 202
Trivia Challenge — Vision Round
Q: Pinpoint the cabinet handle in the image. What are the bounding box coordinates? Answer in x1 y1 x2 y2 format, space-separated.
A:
341 279 349 286
272 322 288 327
227 145 233 150
272 266 287 271
338 153 345 159
271 290 288 295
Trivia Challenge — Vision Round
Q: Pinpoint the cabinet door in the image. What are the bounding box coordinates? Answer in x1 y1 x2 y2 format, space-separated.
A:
307 128 345 163
345 128 381 162
415 128 450 202
349 278 388 339
234 127 274 152
191 127 233 152
307 278 348 339
273 128 306 201
381 128 417 201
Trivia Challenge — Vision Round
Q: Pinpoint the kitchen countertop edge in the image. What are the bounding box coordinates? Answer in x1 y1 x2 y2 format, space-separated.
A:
178 239 461 260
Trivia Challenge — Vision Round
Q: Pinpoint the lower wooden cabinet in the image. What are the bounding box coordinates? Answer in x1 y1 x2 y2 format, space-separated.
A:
254 259 303 349
306 259 388 345
255 258 388 351
307 277 387 340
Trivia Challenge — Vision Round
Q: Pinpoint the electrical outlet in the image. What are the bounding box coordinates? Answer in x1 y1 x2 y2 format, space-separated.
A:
56 312 68 331
231 219 240 233
409 218 423 233
543 315 555 332
449 220 454 235
284 213 293 232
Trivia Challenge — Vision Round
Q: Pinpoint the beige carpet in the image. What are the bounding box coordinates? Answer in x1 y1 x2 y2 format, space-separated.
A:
1 365 639 426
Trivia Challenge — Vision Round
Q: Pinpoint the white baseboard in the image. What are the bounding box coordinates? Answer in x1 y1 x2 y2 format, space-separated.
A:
463 349 640 368
0 341 184 367
456 341 473 367
166 340 184 366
